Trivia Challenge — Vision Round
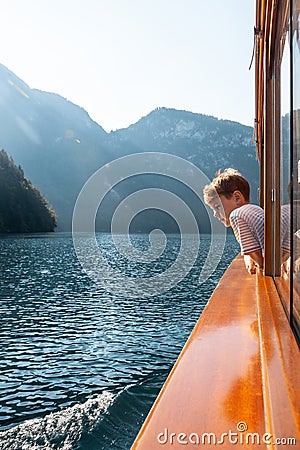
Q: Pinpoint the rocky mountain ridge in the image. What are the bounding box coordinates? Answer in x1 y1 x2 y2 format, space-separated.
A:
0 63 258 231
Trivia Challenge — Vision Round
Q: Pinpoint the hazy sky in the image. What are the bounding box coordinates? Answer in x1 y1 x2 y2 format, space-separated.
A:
1 0 255 132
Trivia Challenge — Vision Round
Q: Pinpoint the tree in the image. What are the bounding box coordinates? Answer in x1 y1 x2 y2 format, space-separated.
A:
0 149 57 232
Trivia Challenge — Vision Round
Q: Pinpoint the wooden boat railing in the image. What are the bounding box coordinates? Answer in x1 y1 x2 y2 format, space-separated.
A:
132 255 300 449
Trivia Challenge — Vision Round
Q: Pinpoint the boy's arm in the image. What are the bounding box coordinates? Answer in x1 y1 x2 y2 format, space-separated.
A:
281 250 290 264
244 250 263 275
247 249 263 268
230 211 263 274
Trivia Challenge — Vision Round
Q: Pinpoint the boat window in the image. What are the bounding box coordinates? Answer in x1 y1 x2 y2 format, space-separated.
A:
274 2 292 315
281 20 291 311
292 0 300 339
257 0 300 344
273 0 300 342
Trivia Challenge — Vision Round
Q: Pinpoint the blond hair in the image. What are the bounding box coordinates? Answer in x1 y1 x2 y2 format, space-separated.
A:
203 168 250 203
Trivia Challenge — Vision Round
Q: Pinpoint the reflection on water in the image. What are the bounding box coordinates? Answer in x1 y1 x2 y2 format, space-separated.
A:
0 233 239 449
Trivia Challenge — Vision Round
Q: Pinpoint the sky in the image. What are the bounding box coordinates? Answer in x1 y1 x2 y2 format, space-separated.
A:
1 0 255 132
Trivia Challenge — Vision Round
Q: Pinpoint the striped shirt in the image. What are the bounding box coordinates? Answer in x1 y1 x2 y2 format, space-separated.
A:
281 204 290 253
230 204 264 256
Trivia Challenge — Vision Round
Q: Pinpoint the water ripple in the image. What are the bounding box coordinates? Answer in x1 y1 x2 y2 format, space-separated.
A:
0 391 114 450
0 233 239 447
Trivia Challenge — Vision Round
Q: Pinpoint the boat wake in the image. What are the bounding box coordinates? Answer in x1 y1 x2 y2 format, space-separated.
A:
0 391 114 450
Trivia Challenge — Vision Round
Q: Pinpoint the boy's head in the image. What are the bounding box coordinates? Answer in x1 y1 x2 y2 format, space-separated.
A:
203 168 250 227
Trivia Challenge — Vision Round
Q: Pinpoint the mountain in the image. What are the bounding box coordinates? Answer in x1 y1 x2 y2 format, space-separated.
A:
0 64 258 232
0 64 113 230
0 149 56 232
112 107 257 183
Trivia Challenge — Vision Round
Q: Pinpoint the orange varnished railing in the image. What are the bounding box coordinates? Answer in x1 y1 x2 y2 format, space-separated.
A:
132 255 300 449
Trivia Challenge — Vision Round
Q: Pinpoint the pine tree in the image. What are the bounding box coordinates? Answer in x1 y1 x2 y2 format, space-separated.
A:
0 149 57 232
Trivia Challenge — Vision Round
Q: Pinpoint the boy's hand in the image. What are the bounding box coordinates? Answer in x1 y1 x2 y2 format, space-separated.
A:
244 255 258 275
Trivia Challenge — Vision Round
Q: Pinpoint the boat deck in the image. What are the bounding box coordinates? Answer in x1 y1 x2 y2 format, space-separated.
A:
132 255 300 449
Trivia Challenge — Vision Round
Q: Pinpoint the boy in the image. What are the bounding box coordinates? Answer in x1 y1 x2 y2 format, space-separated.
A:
203 168 264 275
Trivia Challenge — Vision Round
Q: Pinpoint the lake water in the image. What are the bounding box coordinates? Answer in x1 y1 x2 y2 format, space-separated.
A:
0 232 239 450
